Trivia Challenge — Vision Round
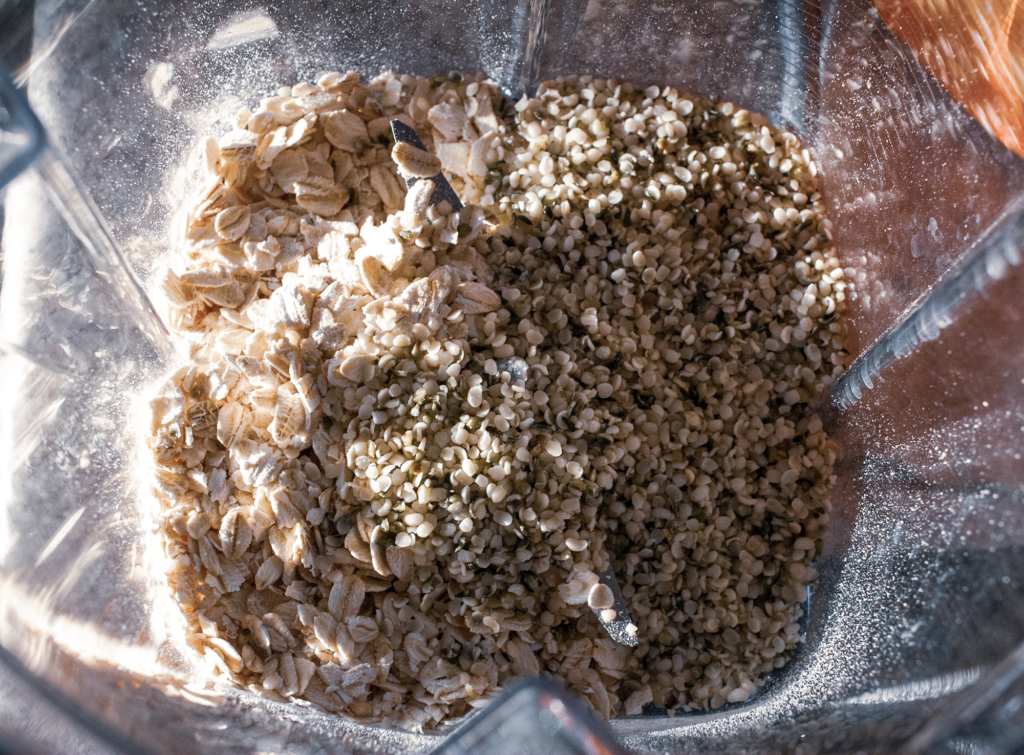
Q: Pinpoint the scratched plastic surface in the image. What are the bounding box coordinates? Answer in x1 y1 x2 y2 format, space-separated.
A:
1 0 1023 753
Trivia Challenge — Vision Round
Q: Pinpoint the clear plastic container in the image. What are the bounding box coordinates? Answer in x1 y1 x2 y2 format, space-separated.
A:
1 0 1023 752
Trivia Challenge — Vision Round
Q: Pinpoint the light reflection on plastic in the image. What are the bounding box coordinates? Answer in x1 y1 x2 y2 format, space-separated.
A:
845 667 982 705
540 692 620 755
206 12 280 51
34 506 86 568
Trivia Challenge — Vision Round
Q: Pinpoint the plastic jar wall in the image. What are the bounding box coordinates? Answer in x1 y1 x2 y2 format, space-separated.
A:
1 0 1023 752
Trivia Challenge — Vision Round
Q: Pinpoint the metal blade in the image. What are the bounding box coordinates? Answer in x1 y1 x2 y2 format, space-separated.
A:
495 356 529 382
390 119 463 212
591 565 638 647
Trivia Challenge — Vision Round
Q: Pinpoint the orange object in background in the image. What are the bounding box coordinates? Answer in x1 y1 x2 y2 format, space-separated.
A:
876 0 1024 157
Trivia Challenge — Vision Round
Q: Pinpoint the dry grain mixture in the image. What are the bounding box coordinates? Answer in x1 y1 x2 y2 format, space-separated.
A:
148 71 847 729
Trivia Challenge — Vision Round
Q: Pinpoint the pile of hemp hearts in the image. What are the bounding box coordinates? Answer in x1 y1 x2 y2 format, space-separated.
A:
148 71 847 730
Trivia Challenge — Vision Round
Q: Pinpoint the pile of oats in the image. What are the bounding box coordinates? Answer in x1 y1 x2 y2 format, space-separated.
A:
148 71 847 729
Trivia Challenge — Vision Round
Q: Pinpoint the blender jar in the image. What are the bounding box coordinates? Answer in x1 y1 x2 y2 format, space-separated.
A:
1 0 1023 752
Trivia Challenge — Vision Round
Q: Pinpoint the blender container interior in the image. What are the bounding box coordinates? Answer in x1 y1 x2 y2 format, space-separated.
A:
1 0 1023 752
